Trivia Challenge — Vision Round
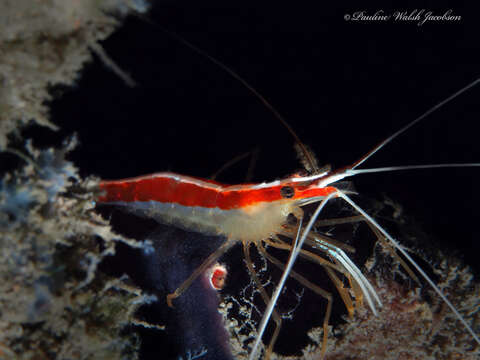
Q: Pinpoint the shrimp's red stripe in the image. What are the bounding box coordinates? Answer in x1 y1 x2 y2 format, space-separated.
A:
99 172 337 210
99 174 220 207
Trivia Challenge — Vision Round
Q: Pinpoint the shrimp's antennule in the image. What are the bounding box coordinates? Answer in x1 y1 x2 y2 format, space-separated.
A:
150 25 319 173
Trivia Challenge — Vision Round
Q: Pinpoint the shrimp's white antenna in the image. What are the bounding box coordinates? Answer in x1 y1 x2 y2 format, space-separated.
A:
352 77 480 170
347 163 480 175
336 190 480 346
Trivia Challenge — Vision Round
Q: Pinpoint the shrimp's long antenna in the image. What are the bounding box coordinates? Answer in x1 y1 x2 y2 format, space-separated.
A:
166 30 318 172
316 163 480 187
346 163 480 176
136 17 319 173
335 190 480 346
352 77 480 170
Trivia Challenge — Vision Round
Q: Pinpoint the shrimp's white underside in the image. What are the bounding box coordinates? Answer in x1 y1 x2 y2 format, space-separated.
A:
109 199 298 242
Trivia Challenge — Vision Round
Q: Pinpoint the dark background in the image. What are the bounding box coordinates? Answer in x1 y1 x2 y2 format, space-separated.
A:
25 0 480 357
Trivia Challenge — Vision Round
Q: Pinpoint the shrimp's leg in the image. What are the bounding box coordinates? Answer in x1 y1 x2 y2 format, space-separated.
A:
264 237 344 273
313 215 366 227
297 213 420 283
280 226 356 253
257 242 332 359
269 231 382 318
243 242 282 360
249 197 340 360
266 236 356 318
323 266 356 318
167 239 235 307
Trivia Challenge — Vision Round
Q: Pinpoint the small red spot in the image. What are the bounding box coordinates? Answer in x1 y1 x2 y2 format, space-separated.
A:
208 263 227 290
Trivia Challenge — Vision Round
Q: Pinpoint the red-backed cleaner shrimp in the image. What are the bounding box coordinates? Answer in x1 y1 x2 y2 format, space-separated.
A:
89 9 480 359
97 70 480 359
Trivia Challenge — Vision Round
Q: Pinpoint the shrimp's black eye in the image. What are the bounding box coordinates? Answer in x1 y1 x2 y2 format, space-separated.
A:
280 186 295 198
